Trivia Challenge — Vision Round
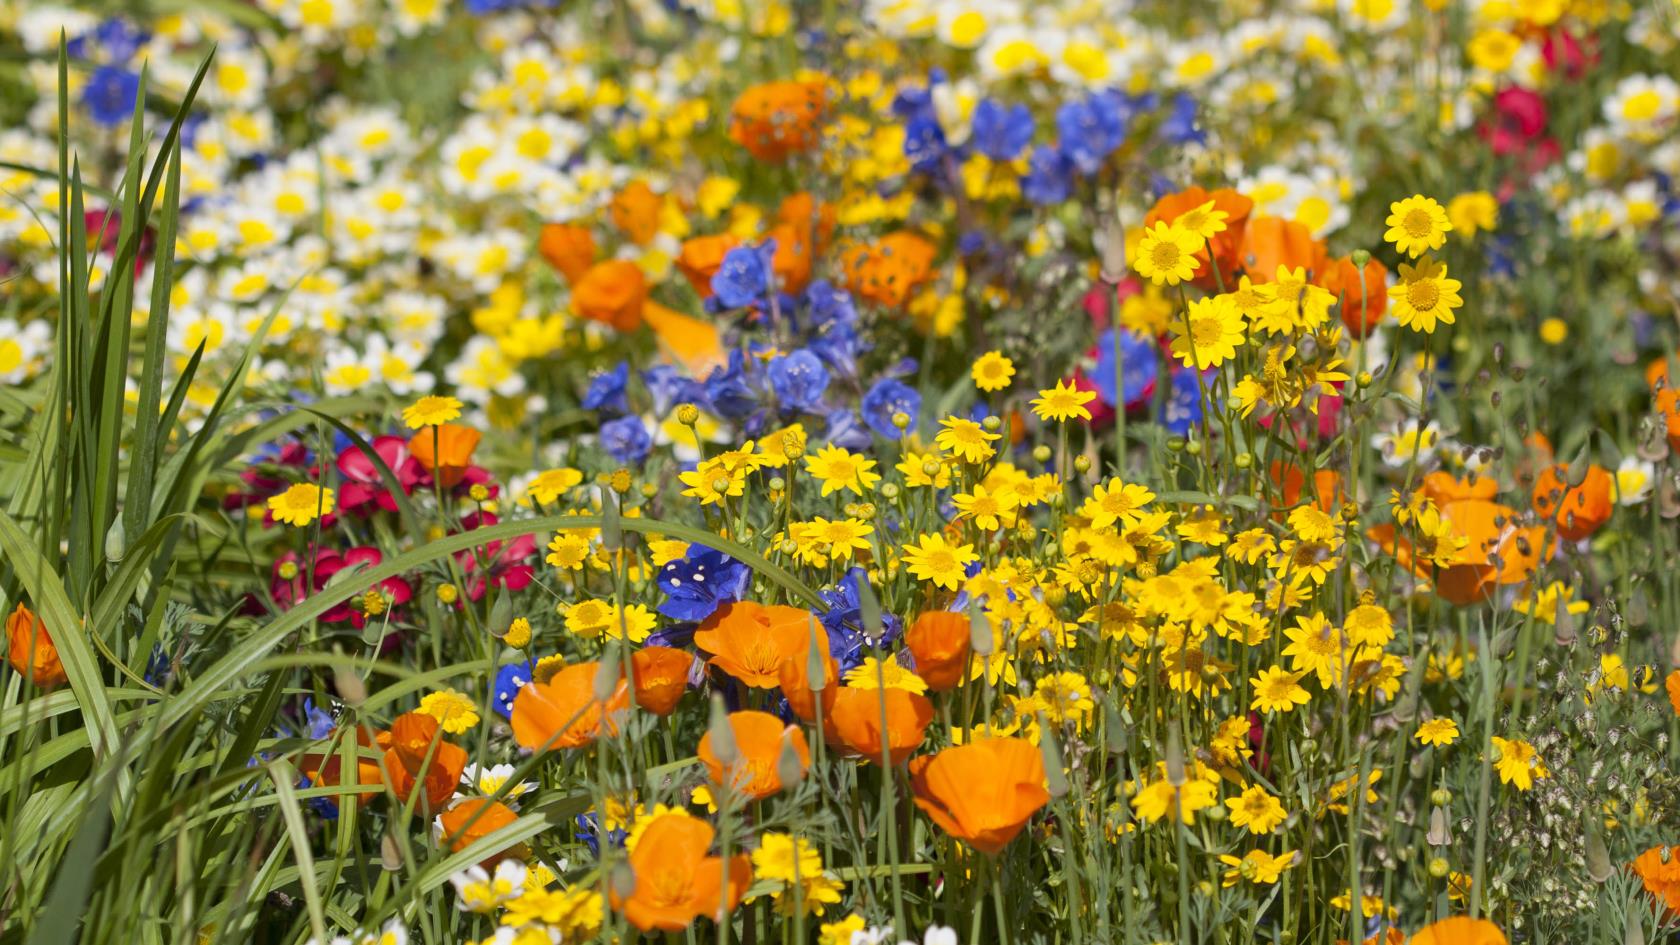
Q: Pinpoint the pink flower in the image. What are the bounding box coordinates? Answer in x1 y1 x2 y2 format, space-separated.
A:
455 512 537 602
336 436 425 515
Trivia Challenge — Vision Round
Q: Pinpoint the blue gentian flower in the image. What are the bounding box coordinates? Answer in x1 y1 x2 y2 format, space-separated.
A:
861 377 920 439
971 99 1034 161
768 349 830 412
1022 144 1073 205
1093 328 1160 409
582 361 630 413
656 545 752 622
491 662 531 720
83 65 140 128
712 241 777 308
599 415 652 465
819 568 903 672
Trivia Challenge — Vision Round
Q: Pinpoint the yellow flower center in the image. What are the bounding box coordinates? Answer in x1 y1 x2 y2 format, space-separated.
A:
1150 242 1182 270
1405 279 1440 311
1401 208 1434 239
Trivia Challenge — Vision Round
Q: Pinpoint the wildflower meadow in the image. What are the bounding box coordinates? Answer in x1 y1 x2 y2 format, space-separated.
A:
4 1 1680 943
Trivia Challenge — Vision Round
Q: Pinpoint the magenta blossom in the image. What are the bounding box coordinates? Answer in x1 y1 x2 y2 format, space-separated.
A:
455 512 537 602
270 546 413 628
337 436 425 515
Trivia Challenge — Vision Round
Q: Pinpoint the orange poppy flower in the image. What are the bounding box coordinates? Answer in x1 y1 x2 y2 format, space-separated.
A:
827 686 934 766
776 619 836 723
909 737 1050 854
842 232 938 309
511 661 630 751
1658 388 1680 453
1240 216 1325 281
1634 844 1680 919
1270 462 1343 516
691 601 815 689
676 234 740 297
1531 463 1614 541
1667 669 1680 716
298 722 387 809
1420 471 1498 508
609 811 751 931
1407 916 1508 945
728 80 827 162
697 710 810 800
438 798 525 866
384 711 469 814
6 603 66 689
1369 499 1549 606
905 611 970 691
537 222 595 284
1319 255 1388 337
631 646 693 717
1646 354 1676 392
645 301 726 377
407 423 482 489
1144 186 1252 287
767 222 815 295
776 192 836 254
571 260 649 332
610 180 663 247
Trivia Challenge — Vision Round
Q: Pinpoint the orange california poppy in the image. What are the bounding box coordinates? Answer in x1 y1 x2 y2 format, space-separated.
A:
511 661 631 751
1646 354 1677 392
728 80 827 162
767 222 815 296
1420 471 1498 508
1658 388 1680 453
384 711 469 814
644 301 726 377
438 798 525 866
827 686 934 766
842 232 938 309
909 737 1050 854
631 646 693 717
776 619 836 723
1666 669 1680 716
1144 186 1252 287
1319 255 1388 337
298 722 387 809
571 260 649 332
6 603 66 689
1240 216 1325 281
697 710 810 800
905 611 970 691
537 222 595 284
1270 461 1343 516
1634 844 1680 915
776 192 836 254
1370 499 1549 605
691 601 815 689
407 423 481 489
676 234 741 297
610 181 663 247
1407 916 1508 945
609 811 751 931
1531 463 1614 541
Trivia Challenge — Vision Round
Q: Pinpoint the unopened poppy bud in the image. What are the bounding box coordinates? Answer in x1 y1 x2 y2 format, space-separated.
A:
609 861 637 900
1032 445 1052 463
968 602 993 656
776 735 806 787
706 694 738 765
593 651 622 702
105 520 125 563
806 619 828 693
1038 717 1069 798
1165 729 1185 786
676 403 700 425
857 578 884 640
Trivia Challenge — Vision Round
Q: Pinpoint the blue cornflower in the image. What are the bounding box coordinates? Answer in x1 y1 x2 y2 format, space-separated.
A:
581 361 630 413
970 99 1034 162
83 65 140 128
767 349 830 412
861 377 920 440
599 415 652 465
711 241 777 308
656 545 751 623
1093 328 1160 409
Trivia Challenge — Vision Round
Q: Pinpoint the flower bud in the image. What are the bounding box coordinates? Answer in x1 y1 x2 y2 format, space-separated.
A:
676 403 700 425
